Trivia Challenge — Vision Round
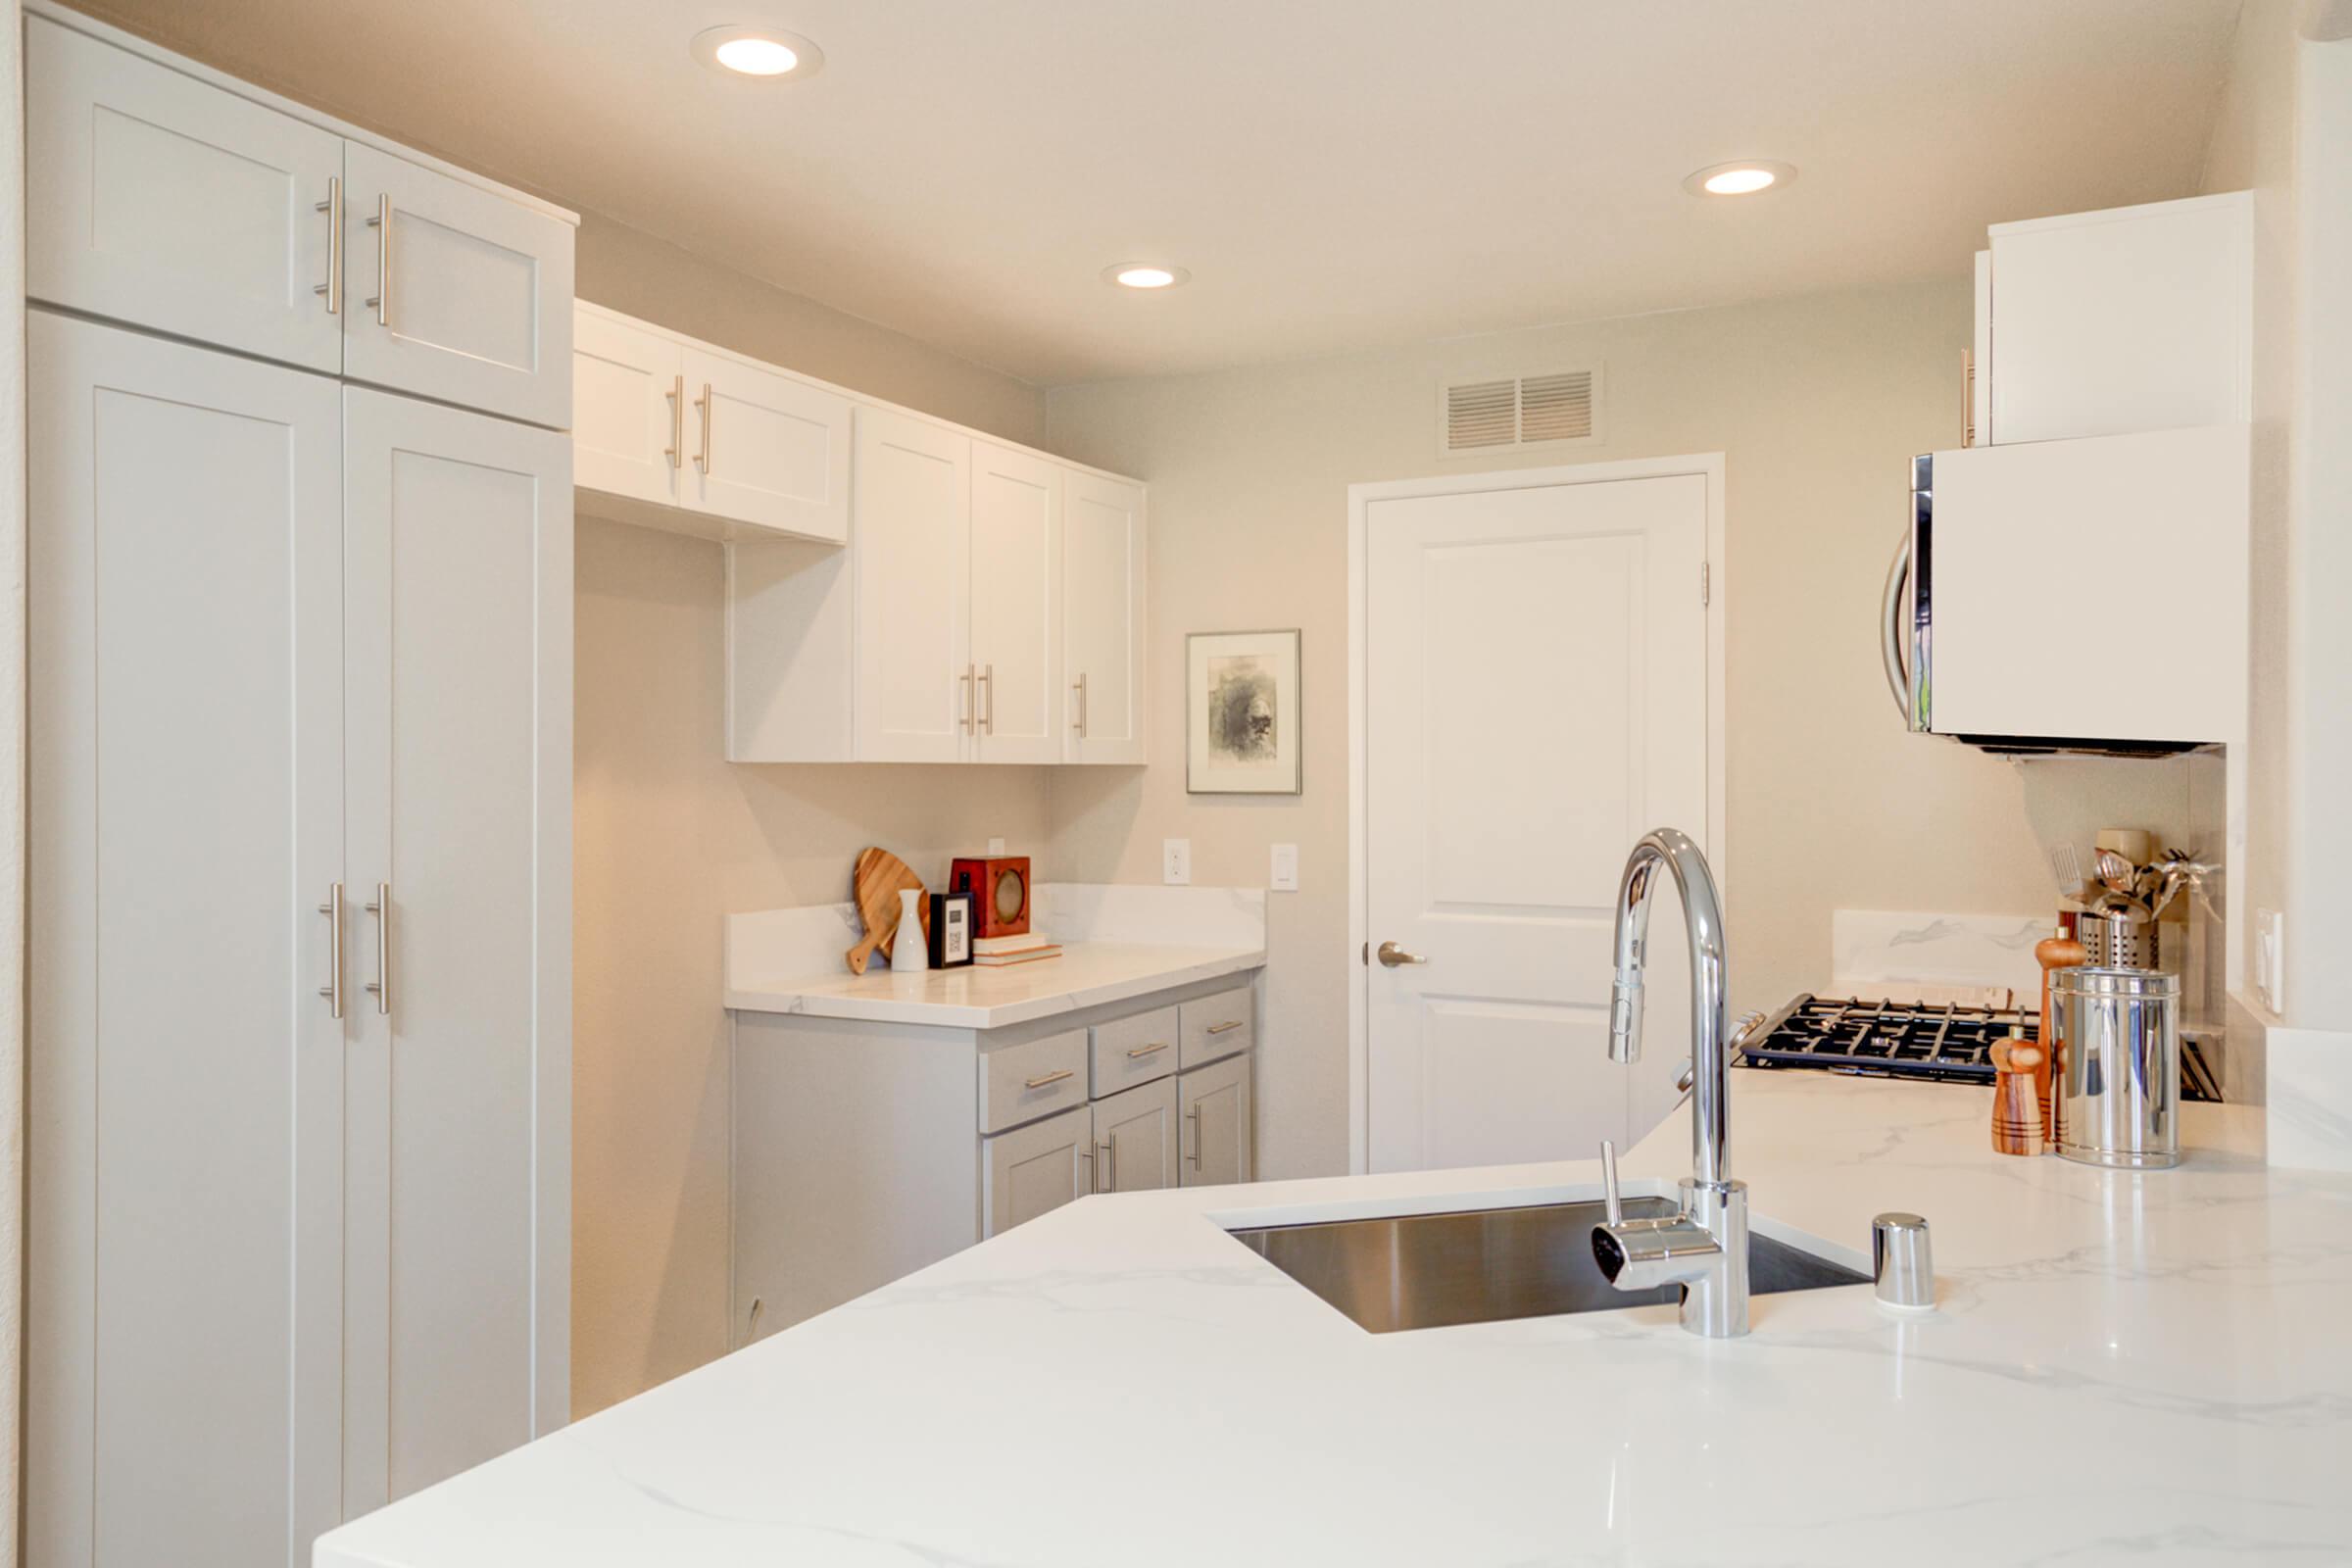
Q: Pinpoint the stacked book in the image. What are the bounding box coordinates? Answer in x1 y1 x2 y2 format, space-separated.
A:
972 932 1061 967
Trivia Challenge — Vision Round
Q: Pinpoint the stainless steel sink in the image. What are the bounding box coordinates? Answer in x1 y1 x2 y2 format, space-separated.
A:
1228 1198 1867 1334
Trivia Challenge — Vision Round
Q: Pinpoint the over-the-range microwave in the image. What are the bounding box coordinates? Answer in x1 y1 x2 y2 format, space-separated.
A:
1882 422 2249 757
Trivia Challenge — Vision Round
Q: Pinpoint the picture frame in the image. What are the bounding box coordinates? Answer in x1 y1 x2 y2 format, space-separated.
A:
1187 629 1302 795
928 890 974 968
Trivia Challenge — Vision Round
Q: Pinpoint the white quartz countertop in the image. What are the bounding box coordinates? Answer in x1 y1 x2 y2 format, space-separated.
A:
725 941 1264 1028
316 1072 2352 1566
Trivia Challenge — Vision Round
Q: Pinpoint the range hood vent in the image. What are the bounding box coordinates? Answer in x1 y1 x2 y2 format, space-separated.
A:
1441 368 1601 456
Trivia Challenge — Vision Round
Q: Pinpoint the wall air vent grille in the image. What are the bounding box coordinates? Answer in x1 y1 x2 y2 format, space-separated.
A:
1439 367 1603 456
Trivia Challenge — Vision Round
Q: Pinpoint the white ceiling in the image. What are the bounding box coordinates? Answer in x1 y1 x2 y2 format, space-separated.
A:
76 0 2248 386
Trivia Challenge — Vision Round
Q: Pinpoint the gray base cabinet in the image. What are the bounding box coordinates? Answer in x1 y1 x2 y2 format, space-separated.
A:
732 972 1258 1343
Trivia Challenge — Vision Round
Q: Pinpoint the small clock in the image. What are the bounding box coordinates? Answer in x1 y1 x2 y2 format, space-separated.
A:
949 855 1031 940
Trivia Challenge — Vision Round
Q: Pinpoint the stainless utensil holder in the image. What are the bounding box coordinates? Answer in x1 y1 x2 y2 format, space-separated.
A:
2078 911 2159 970
2053 966 2181 1170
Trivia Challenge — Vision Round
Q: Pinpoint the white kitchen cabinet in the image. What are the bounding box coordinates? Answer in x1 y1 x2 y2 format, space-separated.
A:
985 1104 1097 1236
27 311 570 1567
25 13 346 374
27 310 347 1568
854 406 974 761
1063 471 1149 763
1179 1054 1254 1188
1092 1077 1180 1194
731 970 1257 1342
573 305 689 509
341 143 574 429
970 442 1065 762
1979 192 2252 447
339 388 572 1506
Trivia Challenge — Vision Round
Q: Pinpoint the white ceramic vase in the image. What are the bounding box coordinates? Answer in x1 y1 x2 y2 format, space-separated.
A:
891 887 929 973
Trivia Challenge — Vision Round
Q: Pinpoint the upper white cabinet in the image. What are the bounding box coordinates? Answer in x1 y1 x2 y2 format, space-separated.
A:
1063 471 1149 764
25 13 346 374
341 144 574 429
970 443 1065 764
853 407 973 761
573 303 853 544
1977 192 2252 447
24 12 575 428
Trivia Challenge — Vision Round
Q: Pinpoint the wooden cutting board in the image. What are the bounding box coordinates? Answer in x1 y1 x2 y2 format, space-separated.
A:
845 847 930 976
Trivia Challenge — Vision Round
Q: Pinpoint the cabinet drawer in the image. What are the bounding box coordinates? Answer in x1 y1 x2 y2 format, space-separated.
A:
1089 1004 1178 1096
978 1028 1088 1134
1179 984 1253 1070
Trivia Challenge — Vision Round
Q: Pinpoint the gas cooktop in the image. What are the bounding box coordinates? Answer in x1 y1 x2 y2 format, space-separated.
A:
1737 994 2221 1102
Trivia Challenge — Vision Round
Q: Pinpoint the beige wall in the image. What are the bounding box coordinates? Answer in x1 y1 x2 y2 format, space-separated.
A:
1045 279 2072 1180
569 222 1050 1416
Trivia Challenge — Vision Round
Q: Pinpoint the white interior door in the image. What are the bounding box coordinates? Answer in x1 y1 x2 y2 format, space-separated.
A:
969 442 1063 762
342 387 571 1509
24 15 346 374
27 312 346 1568
1062 471 1147 763
341 143 573 428
1365 472 1709 1174
853 406 971 761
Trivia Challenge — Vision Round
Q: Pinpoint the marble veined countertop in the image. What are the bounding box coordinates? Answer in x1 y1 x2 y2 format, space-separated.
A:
315 1072 2352 1566
725 941 1265 1029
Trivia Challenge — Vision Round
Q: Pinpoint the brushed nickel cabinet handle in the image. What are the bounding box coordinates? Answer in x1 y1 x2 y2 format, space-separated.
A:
980 663 994 734
664 373 684 468
1072 672 1088 736
1023 1068 1073 1089
364 194 390 326
694 382 713 473
960 666 975 734
1098 1139 1114 1190
1186 1104 1201 1170
364 882 390 1017
317 882 344 1018
1079 1146 1096 1193
1126 1041 1169 1058
313 176 341 316
1206 1019 1244 1035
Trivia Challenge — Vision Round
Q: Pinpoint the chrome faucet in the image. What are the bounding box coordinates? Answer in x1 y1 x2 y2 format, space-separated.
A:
1590 827 1749 1338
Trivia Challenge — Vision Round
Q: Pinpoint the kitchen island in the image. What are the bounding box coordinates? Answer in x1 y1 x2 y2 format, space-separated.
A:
316 1072 2352 1566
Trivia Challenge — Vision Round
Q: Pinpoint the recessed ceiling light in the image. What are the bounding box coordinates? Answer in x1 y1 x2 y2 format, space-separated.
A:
1103 263 1191 290
692 24 824 80
1683 160 1797 197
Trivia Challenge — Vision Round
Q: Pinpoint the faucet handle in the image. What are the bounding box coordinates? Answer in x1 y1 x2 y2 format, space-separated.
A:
1599 1139 1623 1227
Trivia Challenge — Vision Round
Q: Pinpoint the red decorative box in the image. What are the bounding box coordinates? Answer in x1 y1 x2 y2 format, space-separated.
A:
949 856 1031 940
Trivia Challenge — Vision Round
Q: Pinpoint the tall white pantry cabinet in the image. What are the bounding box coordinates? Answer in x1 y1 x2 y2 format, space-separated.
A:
24 11 574 1568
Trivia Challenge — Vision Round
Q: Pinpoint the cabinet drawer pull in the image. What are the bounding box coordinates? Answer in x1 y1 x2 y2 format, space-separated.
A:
664 373 685 468
364 882 391 1017
1187 1104 1201 1170
694 382 713 473
980 663 994 734
1126 1041 1169 1058
1072 672 1088 736
317 882 344 1018
1098 1139 1114 1190
1023 1068 1073 1089
364 193 391 326
1205 1020 1244 1036
314 176 341 316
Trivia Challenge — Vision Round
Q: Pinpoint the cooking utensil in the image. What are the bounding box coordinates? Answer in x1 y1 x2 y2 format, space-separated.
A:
2050 844 2086 904
2094 849 2136 897
845 846 931 976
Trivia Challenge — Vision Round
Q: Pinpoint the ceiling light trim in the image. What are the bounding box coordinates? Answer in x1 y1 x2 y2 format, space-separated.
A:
691 24 825 80
1102 263 1192 290
1682 159 1797 197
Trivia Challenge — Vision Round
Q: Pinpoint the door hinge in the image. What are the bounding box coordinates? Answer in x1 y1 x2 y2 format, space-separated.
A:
1700 561 1711 607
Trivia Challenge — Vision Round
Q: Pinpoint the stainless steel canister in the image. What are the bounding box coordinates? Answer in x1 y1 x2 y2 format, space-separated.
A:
2052 966 2181 1169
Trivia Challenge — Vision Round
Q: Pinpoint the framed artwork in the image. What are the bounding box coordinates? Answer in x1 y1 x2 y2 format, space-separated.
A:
1187 629 1302 795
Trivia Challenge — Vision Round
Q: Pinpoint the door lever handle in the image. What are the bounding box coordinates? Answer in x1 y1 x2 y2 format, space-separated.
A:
1375 940 1429 968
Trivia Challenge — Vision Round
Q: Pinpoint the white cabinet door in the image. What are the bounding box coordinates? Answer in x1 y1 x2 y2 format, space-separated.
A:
342 388 571 1509
983 1104 1092 1237
573 304 686 509
25 15 346 374
1179 1054 1253 1188
342 143 573 428
1062 470 1148 763
1092 1078 1179 1194
854 407 971 761
27 312 346 1568
681 347 853 543
970 442 1063 762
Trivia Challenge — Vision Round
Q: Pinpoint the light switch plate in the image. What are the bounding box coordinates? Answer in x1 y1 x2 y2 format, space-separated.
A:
1162 838 1192 886
986 837 1005 856
1270 843 1299 892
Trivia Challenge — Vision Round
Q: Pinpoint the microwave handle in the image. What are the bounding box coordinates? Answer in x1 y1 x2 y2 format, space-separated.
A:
1881 527 1913 723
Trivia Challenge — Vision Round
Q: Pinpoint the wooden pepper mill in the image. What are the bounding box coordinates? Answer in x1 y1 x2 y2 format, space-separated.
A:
1990 1035 2046 1156
2035 930 2089 1152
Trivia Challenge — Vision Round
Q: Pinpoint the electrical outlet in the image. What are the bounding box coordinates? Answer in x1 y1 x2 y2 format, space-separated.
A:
2257 907 2285 1013
1162 838 1192 886
1270 843 1299 892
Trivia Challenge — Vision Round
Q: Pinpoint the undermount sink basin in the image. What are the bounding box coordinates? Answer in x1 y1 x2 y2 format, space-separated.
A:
1228 1198 1867 1334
